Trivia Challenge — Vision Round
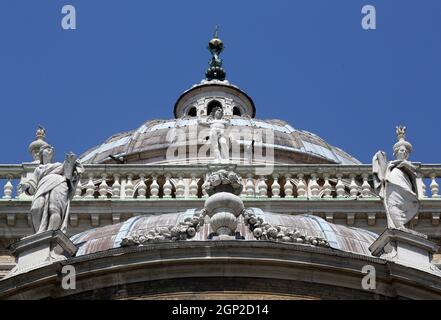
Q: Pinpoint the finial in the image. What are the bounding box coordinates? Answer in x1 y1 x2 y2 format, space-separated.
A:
213 24 219 38
396 125 406 141
205 26 226 81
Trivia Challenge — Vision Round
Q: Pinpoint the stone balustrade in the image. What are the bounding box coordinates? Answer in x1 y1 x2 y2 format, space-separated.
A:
1 163 441 201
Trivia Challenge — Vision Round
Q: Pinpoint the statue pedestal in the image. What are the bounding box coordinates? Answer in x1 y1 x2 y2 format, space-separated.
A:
6 230 77 277
369 229 440 273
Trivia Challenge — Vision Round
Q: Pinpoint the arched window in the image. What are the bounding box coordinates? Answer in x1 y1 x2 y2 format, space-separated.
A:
233 106 241 116
187 107 197 117
207 100 223 116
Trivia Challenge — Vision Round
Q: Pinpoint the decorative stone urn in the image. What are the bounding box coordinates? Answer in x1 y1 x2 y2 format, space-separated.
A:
203 169 244 240
204 192 244 239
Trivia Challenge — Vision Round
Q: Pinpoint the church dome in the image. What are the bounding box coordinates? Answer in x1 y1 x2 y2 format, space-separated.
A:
79 114 360 165
79 33 360 166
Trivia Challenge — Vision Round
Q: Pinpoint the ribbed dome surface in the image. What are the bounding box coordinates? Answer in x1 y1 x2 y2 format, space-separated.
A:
79 117 360 165
71 209 377 257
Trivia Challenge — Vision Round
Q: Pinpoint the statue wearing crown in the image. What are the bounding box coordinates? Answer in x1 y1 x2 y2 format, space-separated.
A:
372 126 420 233
18 143 84 234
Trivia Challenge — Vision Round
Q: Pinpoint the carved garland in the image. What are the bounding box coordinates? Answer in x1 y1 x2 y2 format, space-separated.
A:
120 210 206 246
121 208 329 248
203 169 243 196
242 209 330 247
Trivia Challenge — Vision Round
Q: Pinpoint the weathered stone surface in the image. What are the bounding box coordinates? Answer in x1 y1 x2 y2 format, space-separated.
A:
2 240 441 300
5 230 77 278
369 228 441 274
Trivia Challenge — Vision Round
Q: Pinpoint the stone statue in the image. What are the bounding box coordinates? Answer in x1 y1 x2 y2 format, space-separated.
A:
372 126 419 233
199 106 230 162
18 145 84 234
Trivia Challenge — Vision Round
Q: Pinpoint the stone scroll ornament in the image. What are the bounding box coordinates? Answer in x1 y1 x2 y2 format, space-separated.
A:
242 209 329 247
372 126 421 234
18 144 84 234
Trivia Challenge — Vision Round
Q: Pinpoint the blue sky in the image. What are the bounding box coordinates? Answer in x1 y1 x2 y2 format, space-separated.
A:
0 0 440 164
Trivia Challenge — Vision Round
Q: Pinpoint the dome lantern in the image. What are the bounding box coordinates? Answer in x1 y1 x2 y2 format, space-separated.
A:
173 28 256 119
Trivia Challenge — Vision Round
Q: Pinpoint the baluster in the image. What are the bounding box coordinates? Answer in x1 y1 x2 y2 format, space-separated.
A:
189 175 199 198
322 174 332 198
257 176 267 198
112 174 121 198
74 179 83 198
240 178 247 197
416 172 427 199
284 174 293 198
309 173 320 198
99 173 108 198
150 174 159 198
349 174 359 198
16 177 23 199
430 174 440 198
202 175 209 198
361 173 372 197
163 174 172 198
176 175 185 198
297 174 307 198
17 171 29 199
125 174 134 198
336 174 345 198
137 174 147 198
271 174 280 198
2 175 13 199
85 173 95 199
246 174 255 197
420 173 427 198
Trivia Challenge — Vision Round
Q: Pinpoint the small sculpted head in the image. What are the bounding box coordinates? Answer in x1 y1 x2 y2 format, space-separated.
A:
395 145 409 161
39 145 54 164
393 125 412 161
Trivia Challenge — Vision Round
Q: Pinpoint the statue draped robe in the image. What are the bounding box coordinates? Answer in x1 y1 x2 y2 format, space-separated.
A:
373 152 419 230
25 162 80 234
